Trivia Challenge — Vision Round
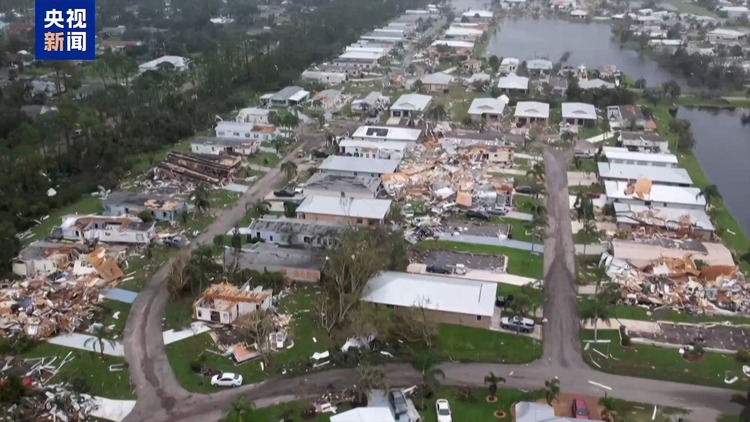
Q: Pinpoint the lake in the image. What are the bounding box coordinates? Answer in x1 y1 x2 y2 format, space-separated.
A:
680 108 750 236
485 18 678 87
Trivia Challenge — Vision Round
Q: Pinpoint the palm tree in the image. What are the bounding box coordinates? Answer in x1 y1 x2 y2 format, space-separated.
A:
280 161 298 181
579 219 598 255
580 297 611 341
84 325 118 361
525 162 545 184
483 372 505 401
251 200 271 218
223 397 256 422
598 396 617 422
544 378 560 405
731 387 750 422
696 184 721 204
529 205 548 254
191 183 211 215
428 102 447 121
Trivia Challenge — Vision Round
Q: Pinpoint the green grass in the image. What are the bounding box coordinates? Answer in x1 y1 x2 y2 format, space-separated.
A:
435 325 542 363
607 398 688 422
20 343 133 399
662 0 716 16
513 194 537 213
248 401 329 422
651 104 749 268
717 414 740 422
118 245 174 291
97 299 132 339
497 217 534 242
247 152 281 167
581 329 748 391
415 240 544 279
27 196 102 244
167 287 332 392
422 387 543 422
568 158 598 173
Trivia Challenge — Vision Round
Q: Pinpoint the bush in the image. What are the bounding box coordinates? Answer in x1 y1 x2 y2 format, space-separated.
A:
0 375 26 404
0 335 37 355
735 349 750 364
137 210 154 223
189 360 203 374
61 373 91 394
619 325 632 347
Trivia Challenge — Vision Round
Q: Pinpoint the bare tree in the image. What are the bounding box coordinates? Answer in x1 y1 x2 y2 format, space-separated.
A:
166 249 191 300
390 299 437 349
236 309 277 367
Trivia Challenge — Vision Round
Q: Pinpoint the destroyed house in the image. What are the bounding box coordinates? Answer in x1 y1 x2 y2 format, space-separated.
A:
351 91 390 113
246 216 346 248
604 180 706 210
619 131 668 152
611 238 735 268
597 163 693 187
296 196 392 226
224 244 326 283
304 173 382 199
102 191 191 221
613 203 714 240
338 138 409 160
606 105 654 131
191 136 260 156
155 151 242 185
455 144 514 165
351 125 423 145
602 147 678 167
193 282 272 325
361 271 496 329
52 215 156 244
13 242 86 277
319 156 400 177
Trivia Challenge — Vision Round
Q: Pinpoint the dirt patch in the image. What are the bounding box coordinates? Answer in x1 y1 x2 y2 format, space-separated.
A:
631 322 750 351
410 249 507 271
444 218 512 237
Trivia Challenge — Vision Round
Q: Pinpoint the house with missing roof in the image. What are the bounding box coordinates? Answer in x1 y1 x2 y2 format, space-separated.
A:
296 196 393 227
190 136 260 156
597 163 692 187
214 121 281 141
193 282 272 324
304 173 382 199
619 131 668 152
260 86 310 108
138 55 190 73
606 105 653 131
235 107 270 125
390 93 433 118
245 215 346 248
51 215 156 245
430 40 475 57
499 57 520 74
561 102 597 127
468 98 507 122
319 156 401 177
102 191 192 221
224 243 326 283
514 101 550 126
361 271 496 329
604 180 706 210
613 203 714 240
526 59 553 75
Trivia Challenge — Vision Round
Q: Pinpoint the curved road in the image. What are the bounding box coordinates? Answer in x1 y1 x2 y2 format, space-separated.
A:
122 146 740 422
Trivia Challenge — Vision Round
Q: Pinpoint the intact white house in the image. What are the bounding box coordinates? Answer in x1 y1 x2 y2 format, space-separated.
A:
561 102 597 126
351 125 423 145
215 121 280 141
468 97 507 122
390 93 432 118
603 147 678 167
191 136 260 156
138 55 189 73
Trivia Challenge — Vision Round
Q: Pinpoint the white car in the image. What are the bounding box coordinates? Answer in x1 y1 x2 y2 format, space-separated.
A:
210 372 243 387
435 398 452 422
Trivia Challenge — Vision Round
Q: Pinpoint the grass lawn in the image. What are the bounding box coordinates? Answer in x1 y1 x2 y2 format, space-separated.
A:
650 104 749 271
434 325 542 364
119 245 174 291
568 158 598 173
167 287 333 392
513 194 538 213
717 415 739 422
247 152 281 167
415 240 543 279
422 387 543 422
97 299 132 339
497 217 534 242
20 343 133 399
601 304 750 326
580 329 749 391
663 0 716 16
27 196 102 244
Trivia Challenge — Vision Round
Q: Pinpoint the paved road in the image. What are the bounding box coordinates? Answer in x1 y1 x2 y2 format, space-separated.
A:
121 144 742 422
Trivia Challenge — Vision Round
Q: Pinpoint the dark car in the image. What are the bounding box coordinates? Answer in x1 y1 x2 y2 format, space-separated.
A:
426 265 452 274
273 189 296 197
388 389 408 415
495 295 514 308
515 185 535 194
465 209 490 221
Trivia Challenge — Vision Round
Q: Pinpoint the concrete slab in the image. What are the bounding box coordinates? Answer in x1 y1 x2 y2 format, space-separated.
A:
163 322 212 345
89 396 136 421
222 183 250 193
47 333 125 357
102 288 138 304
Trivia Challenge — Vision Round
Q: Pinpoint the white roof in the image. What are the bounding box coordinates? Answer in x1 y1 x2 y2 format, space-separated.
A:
603 147 678 165
216 120 255 132
604 180 706 207
514 101 550 119
462 10 494 18
497 73 529 90
319 155 401 174
339 50 384 61
288 90 310 102
360 35 402 42
352 125 422 142
515 402 556 422
339 139 410 152
500 57 519 66
345 46 387 54
527 59 553 70
445 26 483 37
361 271 496 317
613 203 714 231
431 39 475 48
719 6 749 12
421 72 453 86
579 78 615 90
236 107 269 119
296 196 392 220
598 163 693 185
570 9 588 16
708 28 746 37
468 98 507 115
139 55 189 71
330 407 396 422
561 102 597 120
392 93 432 111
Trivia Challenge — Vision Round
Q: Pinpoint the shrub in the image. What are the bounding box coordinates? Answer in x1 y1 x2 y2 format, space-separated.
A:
189 360 202 374
735 349 750 364
0 375 26 404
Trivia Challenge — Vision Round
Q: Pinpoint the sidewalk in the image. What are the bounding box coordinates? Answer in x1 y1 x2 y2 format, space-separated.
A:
48 333 125 357
439 232 606 256
89 396 137 422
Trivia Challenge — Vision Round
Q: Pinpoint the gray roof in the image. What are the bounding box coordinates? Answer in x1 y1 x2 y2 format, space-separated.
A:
226 244 325 270
319 156 400 175
514 402 555 422
579 78 615 90
526 59 553 70
247 215 347 236
191 136 257 147
497 73 529 90
296 196 393 220
102 191 189 209
561 102 597 120
305 173 382 196
619 131 665 143
597 162 693 185
613 202 714 231
421 72 453 86
271 86 305 102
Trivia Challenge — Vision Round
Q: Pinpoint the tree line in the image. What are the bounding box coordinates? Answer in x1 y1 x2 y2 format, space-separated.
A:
0 0 425 272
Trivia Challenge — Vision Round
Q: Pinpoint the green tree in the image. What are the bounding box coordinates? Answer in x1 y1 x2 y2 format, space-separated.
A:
528 204 548 254
578 219 598 255
191 183 212 215
730 387 750 422
508 293 533 319
280 161 298 181
696 184 721 204
544 378 560 405
598 396 618 422
354 365 388 406
223 397 256 422
428 102 447 121
580 297 611 341
251 200 271 218
484 372 505 401
84 325 118 361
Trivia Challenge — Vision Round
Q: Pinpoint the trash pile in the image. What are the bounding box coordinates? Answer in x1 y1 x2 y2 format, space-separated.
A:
0 277 102 339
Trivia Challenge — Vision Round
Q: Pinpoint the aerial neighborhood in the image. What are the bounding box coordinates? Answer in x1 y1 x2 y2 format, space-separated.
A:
0 0 749 421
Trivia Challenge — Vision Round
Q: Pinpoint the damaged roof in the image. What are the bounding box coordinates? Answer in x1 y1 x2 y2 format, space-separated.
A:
305 173 382 196
226 244 326 270
296 196 393 220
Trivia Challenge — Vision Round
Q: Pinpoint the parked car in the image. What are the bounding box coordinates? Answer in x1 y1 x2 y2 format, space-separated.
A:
435 398 452 422
495 295 514 308
488 206 509 216
515 185 538 194
572 398 590 419
273 188 296 197
500 316 535 334
388 389 408 415
210 372 243 387
426 265 452 275
465 209 490 221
